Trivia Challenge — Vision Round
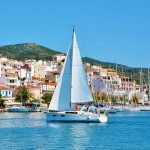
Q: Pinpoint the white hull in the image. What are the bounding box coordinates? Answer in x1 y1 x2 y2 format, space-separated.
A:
140 107 150 111
46 111 107 123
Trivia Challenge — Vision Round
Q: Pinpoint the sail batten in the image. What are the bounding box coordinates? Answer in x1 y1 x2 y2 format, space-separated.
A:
49 29 93 111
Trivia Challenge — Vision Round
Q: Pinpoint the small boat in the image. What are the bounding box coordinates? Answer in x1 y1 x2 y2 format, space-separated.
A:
5 102 29 112
122 106 132 112
100 107 117 114
140 107 150 111
6 106 29 112
46 27 107 123
122 106 140 112
114 106 123 112
107 108 117 114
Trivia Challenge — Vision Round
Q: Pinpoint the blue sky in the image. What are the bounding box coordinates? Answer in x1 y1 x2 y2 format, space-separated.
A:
0 0 150 68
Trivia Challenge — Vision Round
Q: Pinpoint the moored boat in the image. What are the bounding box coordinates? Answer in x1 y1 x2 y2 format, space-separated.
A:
140 107 150 111
5 102 29 112
6 106 29 112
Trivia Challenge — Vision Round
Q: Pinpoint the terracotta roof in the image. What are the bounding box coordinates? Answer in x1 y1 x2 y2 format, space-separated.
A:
95 90 101 92
0 86 11 90
32 76 40 80
86 69 95 73
12 68 19 70
3 61 9 64
40 78 46 81
27 85 40 89
54 54 64 56
42 82 57 86
5 72 15 75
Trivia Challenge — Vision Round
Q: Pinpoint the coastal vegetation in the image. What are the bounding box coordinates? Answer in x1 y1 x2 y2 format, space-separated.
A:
42 93 52 108
15 86 33 103
92 92 141 105
0 94 5 108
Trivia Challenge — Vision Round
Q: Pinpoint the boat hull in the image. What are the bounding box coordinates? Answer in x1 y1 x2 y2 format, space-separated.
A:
6 107 29 112
46 111 107 123
140 107 150 111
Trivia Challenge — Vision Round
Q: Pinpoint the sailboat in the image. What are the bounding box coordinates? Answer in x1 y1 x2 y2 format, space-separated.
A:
46 27 107 123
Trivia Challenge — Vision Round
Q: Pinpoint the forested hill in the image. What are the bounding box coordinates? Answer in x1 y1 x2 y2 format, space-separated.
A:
0 43 148 84
0 43 61 61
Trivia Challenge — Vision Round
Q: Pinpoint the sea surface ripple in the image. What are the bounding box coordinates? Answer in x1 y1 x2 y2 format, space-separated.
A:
0 112 150 150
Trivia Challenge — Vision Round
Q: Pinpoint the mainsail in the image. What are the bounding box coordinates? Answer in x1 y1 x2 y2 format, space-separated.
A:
49 28 93 111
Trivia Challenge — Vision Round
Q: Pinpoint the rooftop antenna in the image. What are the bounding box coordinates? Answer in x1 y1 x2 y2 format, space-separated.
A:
140 68 143 92
115 58 117 74
122 65 124 76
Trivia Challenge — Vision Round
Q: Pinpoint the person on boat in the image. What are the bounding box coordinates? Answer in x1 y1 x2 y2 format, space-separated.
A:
75 105 79 111
97 102 100 115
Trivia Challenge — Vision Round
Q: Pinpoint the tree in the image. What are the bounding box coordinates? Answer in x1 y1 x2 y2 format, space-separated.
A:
42 93 52 104
92 93 99 103
15 86 33 103
101 92 109 102
0 94 5 108
132 94 139 105
110 96 116 104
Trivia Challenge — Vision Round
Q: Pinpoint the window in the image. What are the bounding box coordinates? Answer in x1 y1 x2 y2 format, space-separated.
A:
10 80 14 83
53 115 56 117
10 86 14 89
61 115 65 117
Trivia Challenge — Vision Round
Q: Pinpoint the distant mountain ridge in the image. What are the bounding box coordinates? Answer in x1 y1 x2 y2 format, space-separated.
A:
0 43 148 84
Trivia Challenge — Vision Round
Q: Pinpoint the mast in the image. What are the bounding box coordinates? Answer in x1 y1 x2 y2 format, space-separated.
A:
115 58 117 74
148 68 150 101
99 65 102 102
70 26 75 109
20 66 22 104
115 58 119 103
121 65 125 103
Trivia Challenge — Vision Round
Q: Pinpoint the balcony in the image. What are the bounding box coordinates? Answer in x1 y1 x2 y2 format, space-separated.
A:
6 82 18 86
6 77 18 80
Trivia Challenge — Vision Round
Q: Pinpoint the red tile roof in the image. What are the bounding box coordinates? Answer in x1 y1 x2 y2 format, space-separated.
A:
0 86 11 90
86 69 95 73
42 82 57 86
5 72 15 75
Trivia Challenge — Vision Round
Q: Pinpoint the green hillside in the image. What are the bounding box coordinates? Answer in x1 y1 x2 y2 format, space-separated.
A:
0 43 61 61
0 43 148 84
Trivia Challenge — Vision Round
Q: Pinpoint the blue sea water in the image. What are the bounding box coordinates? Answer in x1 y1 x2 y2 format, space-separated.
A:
0 112 150 150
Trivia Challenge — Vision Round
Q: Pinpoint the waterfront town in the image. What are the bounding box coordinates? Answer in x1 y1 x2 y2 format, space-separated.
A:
0 52 149 111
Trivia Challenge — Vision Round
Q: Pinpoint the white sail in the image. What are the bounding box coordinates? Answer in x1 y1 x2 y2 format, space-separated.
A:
49 42 73 111
49 28 93 111
71 31 93 103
